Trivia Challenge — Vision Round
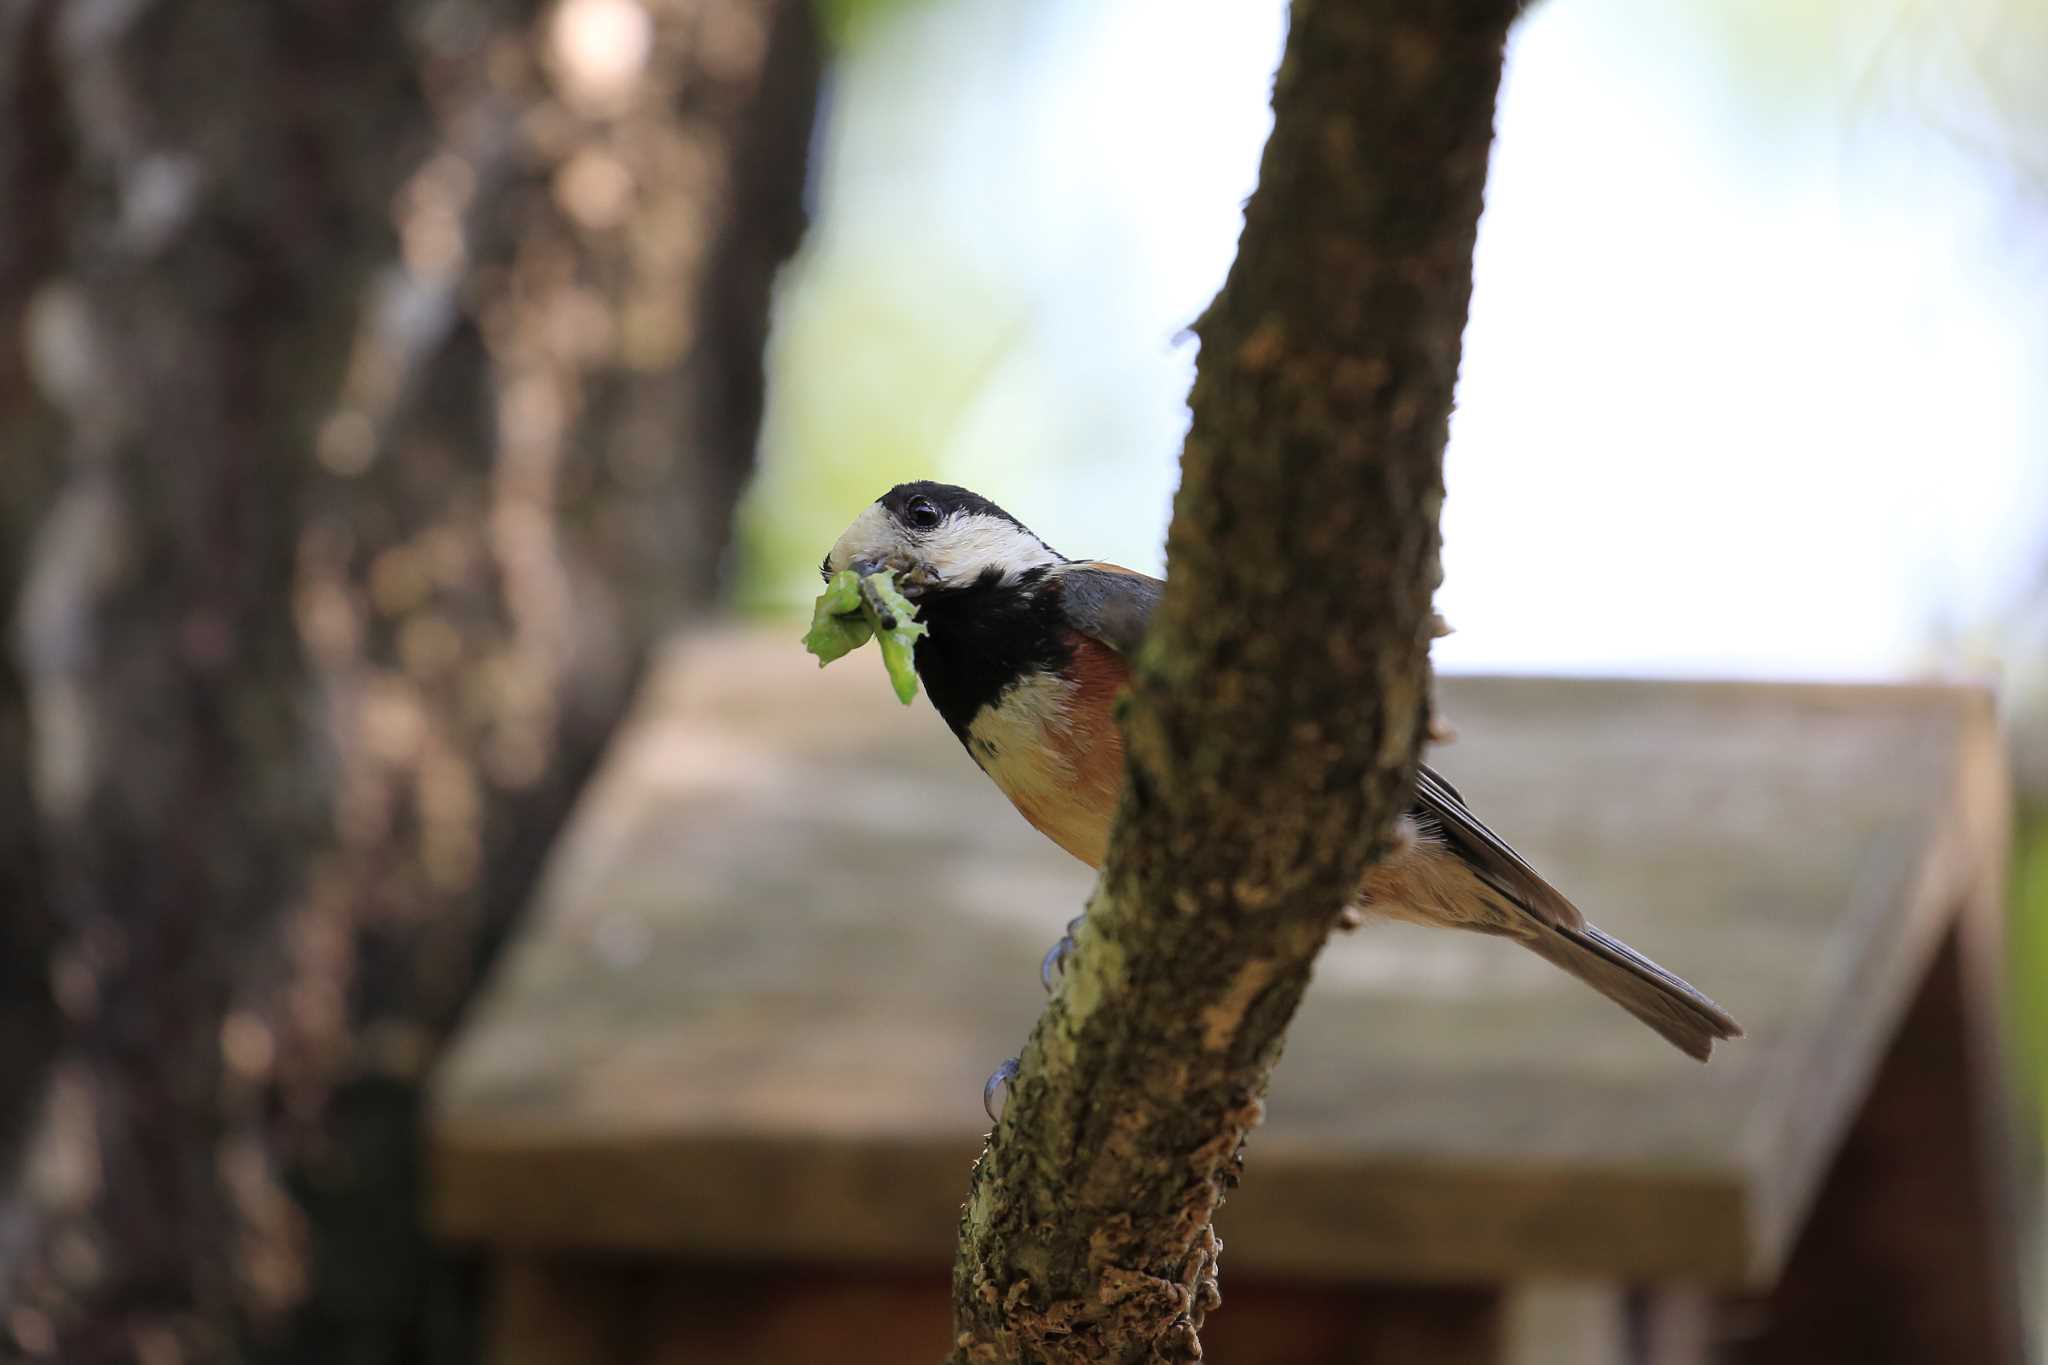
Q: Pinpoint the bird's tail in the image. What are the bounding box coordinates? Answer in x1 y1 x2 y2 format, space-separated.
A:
1518 919 1743 1061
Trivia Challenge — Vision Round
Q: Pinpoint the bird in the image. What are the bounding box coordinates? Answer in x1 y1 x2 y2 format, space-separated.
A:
823 480 1742 1062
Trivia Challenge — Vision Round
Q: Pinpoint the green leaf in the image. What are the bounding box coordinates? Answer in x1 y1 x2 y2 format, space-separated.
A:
803 610 873 665
803 569 873 664
801 567 927 704
862 571 928 704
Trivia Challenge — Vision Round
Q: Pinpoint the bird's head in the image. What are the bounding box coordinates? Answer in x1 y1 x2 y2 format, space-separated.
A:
823 482 1061 600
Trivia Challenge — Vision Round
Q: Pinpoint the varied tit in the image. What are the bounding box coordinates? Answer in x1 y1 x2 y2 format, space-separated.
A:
824 481 1742 1061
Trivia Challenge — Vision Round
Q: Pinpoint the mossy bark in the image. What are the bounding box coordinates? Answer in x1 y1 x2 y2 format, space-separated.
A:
947 2 1518 1361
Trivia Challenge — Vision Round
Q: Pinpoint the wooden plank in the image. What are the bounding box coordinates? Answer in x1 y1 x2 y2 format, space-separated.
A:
498 1259 1543 1365
1497 1282 1624 1365
484 1258 1710 1365
1627 1289 1713 1365
632 1262 951 1365
1725 884 2028 1363
484 1255 640 1365
1734 694 2012 1283
483 1260 1728 1365
429 627 2006 1287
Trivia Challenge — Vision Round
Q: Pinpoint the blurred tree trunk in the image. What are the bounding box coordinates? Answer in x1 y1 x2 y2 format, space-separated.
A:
947 1 1513 1360
0 1 818 1362
0 0 66 1204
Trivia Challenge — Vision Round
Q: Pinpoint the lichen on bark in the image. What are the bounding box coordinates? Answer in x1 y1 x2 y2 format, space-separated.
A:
947 1 1520 1361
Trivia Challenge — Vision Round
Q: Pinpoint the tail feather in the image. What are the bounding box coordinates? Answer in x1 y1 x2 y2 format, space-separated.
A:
1394 765 1742 1060
1519 919 1743 1061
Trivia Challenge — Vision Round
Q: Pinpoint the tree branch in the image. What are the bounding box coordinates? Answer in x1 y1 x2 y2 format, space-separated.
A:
948 1 1519 1360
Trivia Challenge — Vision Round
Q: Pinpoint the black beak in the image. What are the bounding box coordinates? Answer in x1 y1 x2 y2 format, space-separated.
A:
849 556 885 578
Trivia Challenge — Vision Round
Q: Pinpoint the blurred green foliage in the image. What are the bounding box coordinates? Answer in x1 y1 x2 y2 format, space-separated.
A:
734 257 1033 614
814 0 929 52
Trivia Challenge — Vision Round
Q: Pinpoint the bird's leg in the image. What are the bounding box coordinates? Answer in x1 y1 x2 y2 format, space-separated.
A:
988 916 1085 1119
984 917 1087 1120
982 1057 1019 1123
1039 914 1086 992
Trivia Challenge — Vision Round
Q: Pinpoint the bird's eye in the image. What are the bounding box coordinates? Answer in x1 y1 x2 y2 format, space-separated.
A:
905 497 942 530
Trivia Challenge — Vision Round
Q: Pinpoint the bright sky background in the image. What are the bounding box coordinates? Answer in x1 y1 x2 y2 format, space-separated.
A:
743 0 2048 692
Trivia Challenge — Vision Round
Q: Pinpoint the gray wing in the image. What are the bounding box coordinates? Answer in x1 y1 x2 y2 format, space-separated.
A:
1052 567 1580 933
1411 764 1585 931
1051 561 1164 656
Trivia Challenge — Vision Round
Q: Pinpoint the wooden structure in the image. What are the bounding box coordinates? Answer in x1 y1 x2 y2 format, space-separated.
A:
428 628 2025 1363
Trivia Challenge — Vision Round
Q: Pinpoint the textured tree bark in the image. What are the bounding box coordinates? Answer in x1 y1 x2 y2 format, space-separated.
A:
947 2 1518 1361
0 2 817 1362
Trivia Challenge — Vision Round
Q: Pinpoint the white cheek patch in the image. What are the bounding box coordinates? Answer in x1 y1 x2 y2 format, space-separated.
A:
922 513 1059 585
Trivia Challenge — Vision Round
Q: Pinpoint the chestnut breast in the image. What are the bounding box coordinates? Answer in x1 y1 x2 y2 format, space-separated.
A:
964 631 1128 868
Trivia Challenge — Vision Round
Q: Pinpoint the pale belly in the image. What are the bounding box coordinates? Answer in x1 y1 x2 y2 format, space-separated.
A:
965 672 1120 868
965 679 1530 935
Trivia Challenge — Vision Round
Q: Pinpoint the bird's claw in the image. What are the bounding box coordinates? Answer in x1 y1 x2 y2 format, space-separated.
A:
998 917 1088 1118
983 1057 1020 1123
886 554 940 602
1039 915 1086 993
1038 940 1067 993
